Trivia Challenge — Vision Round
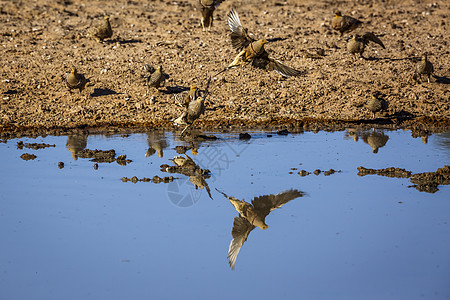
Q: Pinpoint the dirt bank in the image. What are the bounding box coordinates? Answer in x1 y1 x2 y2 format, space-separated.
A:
1 0 449 136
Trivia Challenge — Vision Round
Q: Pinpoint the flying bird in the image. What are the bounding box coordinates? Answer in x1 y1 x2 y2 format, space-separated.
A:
331 11 362 36
174 78 211 136
215 9 302 77
173 84 200 108
347 32 385 58
199 0 225 31
216 188 304 269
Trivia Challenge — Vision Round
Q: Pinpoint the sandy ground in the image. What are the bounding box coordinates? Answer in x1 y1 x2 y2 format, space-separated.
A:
0 0 449 137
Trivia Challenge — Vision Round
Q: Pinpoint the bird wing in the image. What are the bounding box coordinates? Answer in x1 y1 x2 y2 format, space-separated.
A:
173 90 191 108
342 16 362 30
252 51 303 77
251 189 304 219
228 9 254 52
228 216 255 269
362 32 385 49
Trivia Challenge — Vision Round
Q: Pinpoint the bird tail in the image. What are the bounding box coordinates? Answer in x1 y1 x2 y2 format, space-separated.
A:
215 188 228 197
363 32 385 49
213 67 231 78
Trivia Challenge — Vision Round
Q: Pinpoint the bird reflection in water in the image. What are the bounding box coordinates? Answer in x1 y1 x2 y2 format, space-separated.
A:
163 153 213 199
345 128 389 153
66 133 88 160
145 131 169 158
216 189 304 269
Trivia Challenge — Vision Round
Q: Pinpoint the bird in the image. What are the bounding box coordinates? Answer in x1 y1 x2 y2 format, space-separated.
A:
143 65 169 93
145 131 168 158
86 16 113 42
347 32 385 58
65 68 87 93
199 0 224 31
216 188 304 269
66 133 88 160
173 84 200 108
362 129 389 153
366 95 387 119
170 153 197 169
167 153 213 199
174 78 211 136
215 9 301 77
415 54 434 83
331 11 362 37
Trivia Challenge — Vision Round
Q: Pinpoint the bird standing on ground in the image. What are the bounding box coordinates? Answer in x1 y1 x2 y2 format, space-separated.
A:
65 68 86 93
143 65 168 91
367 95 388 119
216 188 304 269
415 54 434 83
199 0 224 31
215 9 301 77
331 11 362 37
347 32 385 58
86 16 113 42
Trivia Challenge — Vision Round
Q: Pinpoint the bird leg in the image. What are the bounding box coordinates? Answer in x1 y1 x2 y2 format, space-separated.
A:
180 124 191 137
227 49 246 69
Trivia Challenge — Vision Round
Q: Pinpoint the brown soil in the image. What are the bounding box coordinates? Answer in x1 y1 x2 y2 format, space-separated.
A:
1 0 449 136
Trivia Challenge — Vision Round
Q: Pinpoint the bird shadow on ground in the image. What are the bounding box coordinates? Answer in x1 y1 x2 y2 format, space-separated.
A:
116 38 142 45
365 56 416 62
101 38 141 45
433 75 450 84
161 86 190 94
267 37 287 43
91 88 119 97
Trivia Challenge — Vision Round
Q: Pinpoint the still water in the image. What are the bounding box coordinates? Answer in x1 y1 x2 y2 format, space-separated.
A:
0 128 449 300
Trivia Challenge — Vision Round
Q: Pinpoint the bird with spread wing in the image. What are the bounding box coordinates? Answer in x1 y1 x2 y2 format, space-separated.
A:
216 188 304 269
215 9 302 77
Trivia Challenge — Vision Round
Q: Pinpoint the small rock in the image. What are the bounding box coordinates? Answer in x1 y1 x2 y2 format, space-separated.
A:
277 129 290 135
239 133 251 140
20 153 36 161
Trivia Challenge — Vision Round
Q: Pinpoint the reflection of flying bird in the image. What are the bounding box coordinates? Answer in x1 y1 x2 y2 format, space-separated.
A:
215 9 301 77
199 0 225 31
216 188 304 269
167 154 213 199
347 32 385 58
331 11 362 36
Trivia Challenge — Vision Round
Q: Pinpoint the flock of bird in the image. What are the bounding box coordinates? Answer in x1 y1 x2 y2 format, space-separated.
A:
65 1 435 135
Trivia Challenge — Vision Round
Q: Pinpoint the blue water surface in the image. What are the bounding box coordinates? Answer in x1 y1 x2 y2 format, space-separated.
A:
0 129 449 300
